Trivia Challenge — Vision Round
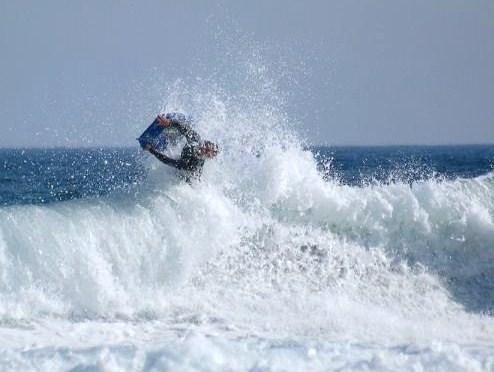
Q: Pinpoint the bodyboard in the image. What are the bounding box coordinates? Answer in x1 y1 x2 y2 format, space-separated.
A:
137 120 166 151
137 120 180 152
138 113 193 152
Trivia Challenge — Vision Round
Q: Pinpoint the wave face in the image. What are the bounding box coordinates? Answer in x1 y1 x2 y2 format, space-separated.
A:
1 91 494 335
1 75 494 370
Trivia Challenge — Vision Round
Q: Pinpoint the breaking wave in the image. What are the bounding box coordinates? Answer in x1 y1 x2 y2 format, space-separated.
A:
0 81 493 349
1 51 494 355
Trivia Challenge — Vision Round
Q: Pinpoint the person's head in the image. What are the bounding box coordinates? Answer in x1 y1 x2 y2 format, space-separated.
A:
199 140 219 158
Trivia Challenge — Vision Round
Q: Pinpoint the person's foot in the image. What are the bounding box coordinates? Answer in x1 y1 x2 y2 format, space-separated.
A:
156 113 171 127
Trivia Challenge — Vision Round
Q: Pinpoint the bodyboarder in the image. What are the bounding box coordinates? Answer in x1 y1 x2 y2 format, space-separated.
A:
143 113 219 182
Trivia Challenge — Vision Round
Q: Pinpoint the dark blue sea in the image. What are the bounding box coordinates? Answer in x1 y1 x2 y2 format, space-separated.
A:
1 145 493 206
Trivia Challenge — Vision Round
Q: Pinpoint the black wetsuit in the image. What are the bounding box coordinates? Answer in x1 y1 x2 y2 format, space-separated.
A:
149 118 205 180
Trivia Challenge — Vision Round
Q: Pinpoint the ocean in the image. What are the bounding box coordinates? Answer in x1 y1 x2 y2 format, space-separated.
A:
0 143 493 371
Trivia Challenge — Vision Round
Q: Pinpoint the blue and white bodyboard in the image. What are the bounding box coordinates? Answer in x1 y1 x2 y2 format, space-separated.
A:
137 120 181 152
138 113 193 152
137 120 167 151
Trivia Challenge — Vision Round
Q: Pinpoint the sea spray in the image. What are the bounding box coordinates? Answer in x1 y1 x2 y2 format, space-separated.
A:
0 88 493 344
0 61 494 371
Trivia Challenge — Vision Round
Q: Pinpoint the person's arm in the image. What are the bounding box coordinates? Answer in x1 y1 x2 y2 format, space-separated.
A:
148 147 186 170
156 112 201 144
172 120 201 144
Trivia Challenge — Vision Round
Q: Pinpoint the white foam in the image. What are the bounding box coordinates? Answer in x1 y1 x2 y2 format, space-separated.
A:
1 76 494 369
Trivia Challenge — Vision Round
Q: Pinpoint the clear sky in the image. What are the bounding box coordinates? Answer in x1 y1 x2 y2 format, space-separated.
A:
1 0 494 147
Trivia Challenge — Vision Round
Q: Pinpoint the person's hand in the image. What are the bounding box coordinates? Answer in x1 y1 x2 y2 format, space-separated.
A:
156 113 171 127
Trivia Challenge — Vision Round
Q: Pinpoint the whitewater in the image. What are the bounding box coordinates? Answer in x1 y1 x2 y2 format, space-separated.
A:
1 76 494 370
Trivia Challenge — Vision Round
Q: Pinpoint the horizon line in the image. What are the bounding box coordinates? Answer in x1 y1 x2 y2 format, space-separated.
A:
1 142 494 150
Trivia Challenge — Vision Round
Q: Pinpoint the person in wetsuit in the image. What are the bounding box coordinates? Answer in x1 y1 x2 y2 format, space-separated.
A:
144 113 219 181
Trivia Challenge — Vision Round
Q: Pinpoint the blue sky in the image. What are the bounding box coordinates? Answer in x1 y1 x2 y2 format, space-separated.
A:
1 0 493 147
